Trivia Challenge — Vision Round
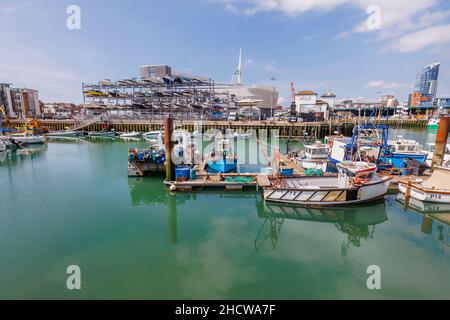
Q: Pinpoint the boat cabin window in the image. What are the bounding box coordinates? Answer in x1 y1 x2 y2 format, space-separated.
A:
357 172 375 181
306 147 327 155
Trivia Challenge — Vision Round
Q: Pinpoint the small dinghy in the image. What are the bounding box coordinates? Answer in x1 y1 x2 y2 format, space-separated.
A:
264 161 391 207
398 166 450 204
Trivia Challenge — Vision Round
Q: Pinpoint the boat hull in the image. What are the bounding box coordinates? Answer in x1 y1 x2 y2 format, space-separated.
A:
398 181 450 204
383 153 428 168
207 160 237 173
120 133 142 139
88 132 116 138
264 177 391 207
11 136 46 144
300 159 328 172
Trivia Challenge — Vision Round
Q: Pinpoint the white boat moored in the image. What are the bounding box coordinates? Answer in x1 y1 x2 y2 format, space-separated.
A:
120 132 142 139
398 166 450 204
10 133 46 144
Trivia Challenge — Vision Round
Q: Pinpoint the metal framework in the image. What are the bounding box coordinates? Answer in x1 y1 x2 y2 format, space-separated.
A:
82 77 219 119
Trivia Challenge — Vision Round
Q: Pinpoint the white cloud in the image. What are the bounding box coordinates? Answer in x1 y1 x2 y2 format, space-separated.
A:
388 24 450 53
365 80 412 89
215 0 450 53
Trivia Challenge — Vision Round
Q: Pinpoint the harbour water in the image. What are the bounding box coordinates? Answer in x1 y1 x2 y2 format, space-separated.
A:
0 129 449 299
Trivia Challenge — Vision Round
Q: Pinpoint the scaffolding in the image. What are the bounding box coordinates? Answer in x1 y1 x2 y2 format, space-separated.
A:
82 76 221 120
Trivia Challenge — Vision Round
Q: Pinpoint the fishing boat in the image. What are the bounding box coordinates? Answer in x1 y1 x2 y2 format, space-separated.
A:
46 131 83 138
425 143 450 167
10 132 46 144
382 138 428 168
398 166 450 204
120 132 142 139
88 130 117 138
264 161 391 207
296 141 329 172
327 124 392 172
428 118 440 130
143 131 163 144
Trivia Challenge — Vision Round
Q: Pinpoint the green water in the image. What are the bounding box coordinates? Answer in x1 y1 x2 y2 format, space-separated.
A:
0 131 449 300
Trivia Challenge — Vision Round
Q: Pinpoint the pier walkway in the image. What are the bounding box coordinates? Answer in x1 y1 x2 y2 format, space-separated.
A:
8 118 429 138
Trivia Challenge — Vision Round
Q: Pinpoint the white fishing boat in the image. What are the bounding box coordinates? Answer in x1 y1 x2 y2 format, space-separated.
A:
120 132 142 139
88 130 117 138
143 131 163 144
398 166 450 204
264 161 391 207
297 141 329 172
10 132 46 144
425 143 450 167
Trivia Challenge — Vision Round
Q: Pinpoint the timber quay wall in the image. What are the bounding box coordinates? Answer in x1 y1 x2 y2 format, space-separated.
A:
8 118 429 138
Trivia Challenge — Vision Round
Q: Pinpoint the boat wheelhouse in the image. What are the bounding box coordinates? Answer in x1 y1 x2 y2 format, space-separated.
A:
264 161 391 207
297 141 329 172
383 139 428 168
327 124 392 171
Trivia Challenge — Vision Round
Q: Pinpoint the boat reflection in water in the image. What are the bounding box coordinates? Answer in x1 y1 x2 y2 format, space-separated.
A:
257 201 388 264
0 144 48 164
397 194 450 258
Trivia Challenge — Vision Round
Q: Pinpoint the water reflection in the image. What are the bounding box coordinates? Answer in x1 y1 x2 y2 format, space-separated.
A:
0 144 48 164
128 176 389 263
258 202 388 265
397 194 450 260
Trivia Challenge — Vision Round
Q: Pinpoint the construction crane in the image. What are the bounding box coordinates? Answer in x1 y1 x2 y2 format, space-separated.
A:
290 82 297 117
0 105 11 129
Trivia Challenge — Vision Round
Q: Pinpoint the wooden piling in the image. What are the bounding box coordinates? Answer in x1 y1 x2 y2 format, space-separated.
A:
164 116 175 182
432 116 450 170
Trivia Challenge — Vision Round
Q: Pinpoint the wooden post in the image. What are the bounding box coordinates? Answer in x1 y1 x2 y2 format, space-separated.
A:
164 116 175 182
167 194 178 245
432 116 450 170
421 216 433 235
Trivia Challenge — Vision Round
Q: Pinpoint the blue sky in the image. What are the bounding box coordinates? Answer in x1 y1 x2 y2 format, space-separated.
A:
0 0 450 104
